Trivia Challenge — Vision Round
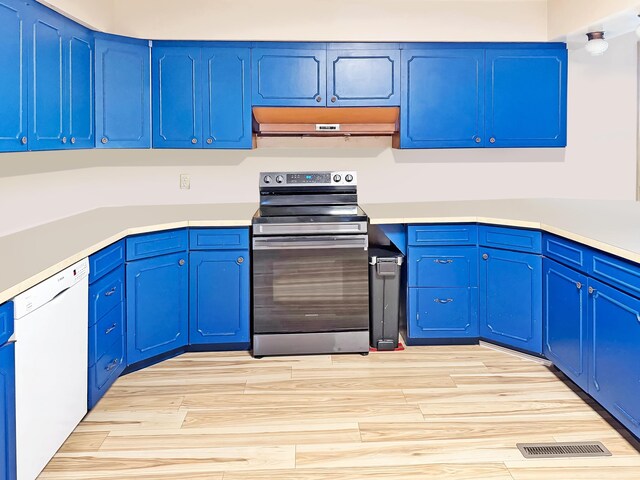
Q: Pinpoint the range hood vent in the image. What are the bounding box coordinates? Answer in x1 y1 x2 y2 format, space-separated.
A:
252 107 399 136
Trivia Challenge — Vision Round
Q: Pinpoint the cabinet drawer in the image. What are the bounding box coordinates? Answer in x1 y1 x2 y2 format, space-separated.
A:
89 302 124 366
0 301 14 346
479 225 541 254
189 228 249 250
90 335 125 391
89 265 125 327
543 234 591 270
591 252 640 298
408 224 478 246
408 246 477 287
89 240 125 283
126 229 188 261
408 287 478 338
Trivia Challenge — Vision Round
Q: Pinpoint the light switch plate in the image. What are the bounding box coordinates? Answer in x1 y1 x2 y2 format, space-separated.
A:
180 174 190 190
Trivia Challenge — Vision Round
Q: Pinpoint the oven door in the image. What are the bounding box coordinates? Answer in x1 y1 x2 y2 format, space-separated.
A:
253 234 369 334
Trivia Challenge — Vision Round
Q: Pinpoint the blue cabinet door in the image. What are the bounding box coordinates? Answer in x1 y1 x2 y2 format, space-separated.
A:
29 10 66 150
201 47 252 149
485 48 567 147
590 279 640 438
408 287 478 339
327 49 399 107
126 252 189 365
152 46 202 148
543 258 589 391
401 49 484 148
0 0 28 152
66 25 93 149
479 247 543 354
189 250 249 345
95 37 151 148
0 343 16 480
252 47 326 106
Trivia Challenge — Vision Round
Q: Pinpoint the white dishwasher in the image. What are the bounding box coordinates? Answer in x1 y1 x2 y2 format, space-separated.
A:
13 258 89 480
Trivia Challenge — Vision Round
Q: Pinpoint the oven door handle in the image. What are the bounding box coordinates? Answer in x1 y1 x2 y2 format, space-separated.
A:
253 235 368 250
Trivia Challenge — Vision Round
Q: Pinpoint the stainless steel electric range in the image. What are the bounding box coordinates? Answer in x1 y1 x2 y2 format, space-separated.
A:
252 171 370 357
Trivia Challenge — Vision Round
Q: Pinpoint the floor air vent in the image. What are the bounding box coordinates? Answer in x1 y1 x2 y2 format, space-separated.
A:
516 442 612 459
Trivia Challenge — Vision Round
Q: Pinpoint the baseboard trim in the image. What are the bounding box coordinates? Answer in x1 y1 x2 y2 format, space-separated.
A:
479 340 553 366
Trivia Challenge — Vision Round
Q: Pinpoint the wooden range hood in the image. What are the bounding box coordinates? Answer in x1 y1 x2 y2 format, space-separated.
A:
252 107 399 136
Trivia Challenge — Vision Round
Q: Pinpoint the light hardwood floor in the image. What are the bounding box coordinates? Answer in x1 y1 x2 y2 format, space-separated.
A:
40 345 640 479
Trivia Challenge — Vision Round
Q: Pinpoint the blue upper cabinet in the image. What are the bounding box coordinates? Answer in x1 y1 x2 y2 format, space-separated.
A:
401 49 484 148
201 47 252 149
0 0 28 152
29 8 65 150
153 45 202 148
95 35 151 148
66 23 94 149
189 250 250 345
252 45 326 106
485 48 567 148
479 247 543 354
327 48 399 107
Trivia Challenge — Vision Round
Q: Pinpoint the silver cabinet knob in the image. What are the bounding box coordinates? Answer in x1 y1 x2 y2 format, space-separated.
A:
588 286 595 294
489 137 496 144
21 136 27 145
576 282 582 290
61 136 67 144
482 253 489 260
315 96 322 103
70 137 76 144
475 137 482 143
101 137 108 144
191 138 198 144
237 256 244 264
331 96 337 103
178 259 186 266
206 138 213 144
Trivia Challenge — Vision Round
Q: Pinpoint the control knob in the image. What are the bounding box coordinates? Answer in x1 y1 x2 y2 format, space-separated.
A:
263 175 272 184
275 175 285 184
345 174 353 182
333 174 342 182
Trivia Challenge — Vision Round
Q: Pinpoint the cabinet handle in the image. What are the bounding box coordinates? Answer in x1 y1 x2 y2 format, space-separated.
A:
331 96 337 103
101 137 108 144
105 359 120 372
433 259 453 264
179 259 186 266
576 282 582 290
191 138 198 144
315 96 322 103
70 137 76 144
489 137 496 144
482 253 489 260
105 323 117 335
21 136 27 145
104 286 117 296
475 137 482 143
237 256 244 264
434 298 454 304
61 136 67 144
588 286 595 294
206 138 213 144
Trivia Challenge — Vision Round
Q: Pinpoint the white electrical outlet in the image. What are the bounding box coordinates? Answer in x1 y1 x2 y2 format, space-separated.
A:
180 174 191 190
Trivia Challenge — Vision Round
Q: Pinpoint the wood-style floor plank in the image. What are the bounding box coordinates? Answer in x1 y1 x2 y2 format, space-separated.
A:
39 345 640 479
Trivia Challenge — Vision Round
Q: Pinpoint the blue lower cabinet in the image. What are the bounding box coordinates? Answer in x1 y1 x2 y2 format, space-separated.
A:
479 247 543 354
408 287 478 339
126 252 189 364
189 250 249 344
543 258 589 391
88 334 125 409
590 279 640 438
0 342 16 480
408 246 478 288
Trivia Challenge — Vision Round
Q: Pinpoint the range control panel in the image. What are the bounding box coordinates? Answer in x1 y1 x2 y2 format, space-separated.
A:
259 171 357 187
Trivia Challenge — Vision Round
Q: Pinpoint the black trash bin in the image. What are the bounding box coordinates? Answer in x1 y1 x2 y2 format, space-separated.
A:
369 246 404 351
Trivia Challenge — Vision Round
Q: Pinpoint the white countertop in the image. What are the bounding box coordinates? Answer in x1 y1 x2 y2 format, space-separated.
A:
1 199 639 305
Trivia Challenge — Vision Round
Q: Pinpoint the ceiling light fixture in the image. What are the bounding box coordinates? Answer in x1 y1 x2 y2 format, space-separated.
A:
585 31 608 56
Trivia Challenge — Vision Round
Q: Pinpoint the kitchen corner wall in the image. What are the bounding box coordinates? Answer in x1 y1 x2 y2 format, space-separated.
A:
0 34 637 237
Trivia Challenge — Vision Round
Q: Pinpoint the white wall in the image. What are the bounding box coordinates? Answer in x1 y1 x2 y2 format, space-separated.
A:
0 33 636 238
38 0 549 42
548 0 640 40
